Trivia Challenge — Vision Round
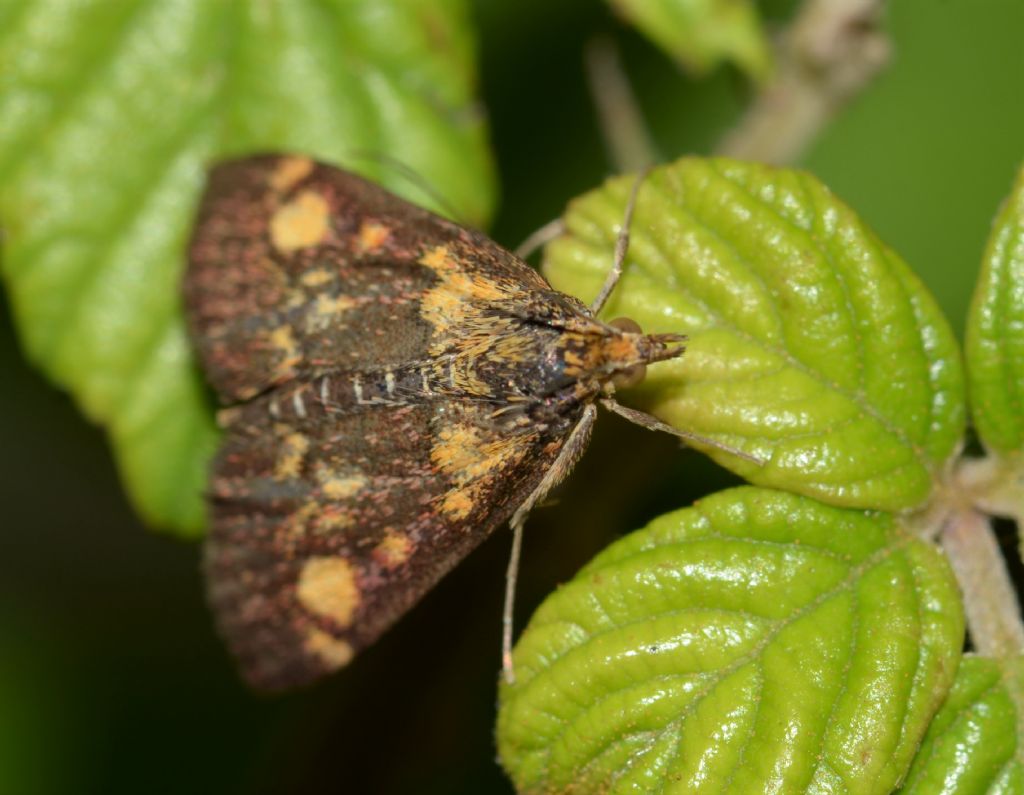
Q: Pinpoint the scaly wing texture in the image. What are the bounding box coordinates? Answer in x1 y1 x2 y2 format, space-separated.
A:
207 389 565 690
185 155 592 689
184 154 557 403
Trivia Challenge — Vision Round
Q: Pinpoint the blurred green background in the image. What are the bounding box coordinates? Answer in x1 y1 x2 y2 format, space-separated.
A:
2 1 1022 793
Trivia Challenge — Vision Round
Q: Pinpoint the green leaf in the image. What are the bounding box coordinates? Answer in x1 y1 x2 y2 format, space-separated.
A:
898 655 1024 794
498 487 964 794
608 0 771 81
544 158 966 512
966 165 1024 458
0 0 495 534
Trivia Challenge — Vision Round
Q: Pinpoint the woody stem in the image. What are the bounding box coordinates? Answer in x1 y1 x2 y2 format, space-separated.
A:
941 507 1024 658
716 0 890 164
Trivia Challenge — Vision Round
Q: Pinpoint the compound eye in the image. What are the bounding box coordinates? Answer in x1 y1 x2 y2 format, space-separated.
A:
609 317 642 334
612 362 647 389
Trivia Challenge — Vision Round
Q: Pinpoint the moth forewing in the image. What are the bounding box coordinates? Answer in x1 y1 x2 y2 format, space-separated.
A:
185 155 680 689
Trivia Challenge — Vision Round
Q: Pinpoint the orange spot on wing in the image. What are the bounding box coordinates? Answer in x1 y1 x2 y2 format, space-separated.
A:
357 220 391 253
314 293 357 317
304 628 355 669
430 423 531 519
270 190 331 252
373 531 413 568
441 489 475 520
267 324 301 379
303 293 358 333
420 245 454 270
270 156 314 192
296 557 361 628
300 268 333 287
319 471 366 500
315 505 356 532
431 425 484 476
419 245 506 301
419 245 511 358
273 432 310 480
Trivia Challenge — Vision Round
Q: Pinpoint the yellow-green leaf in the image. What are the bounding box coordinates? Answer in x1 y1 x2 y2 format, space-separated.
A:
545 158 966 512
499 487 964 794
966 165 1024 458
898 655 1024 794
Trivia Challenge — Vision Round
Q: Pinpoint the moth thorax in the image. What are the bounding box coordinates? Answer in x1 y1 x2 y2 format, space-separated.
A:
607 317 647 389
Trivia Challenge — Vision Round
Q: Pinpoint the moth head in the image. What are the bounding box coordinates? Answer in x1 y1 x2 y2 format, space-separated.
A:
591 316 686 392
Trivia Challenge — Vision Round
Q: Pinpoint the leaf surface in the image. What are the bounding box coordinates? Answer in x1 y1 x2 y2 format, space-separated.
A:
0 0 494 533
498 487 964 794
608 0 770 80
545 158 965 511
898 655 1024 794
966 165 1024 457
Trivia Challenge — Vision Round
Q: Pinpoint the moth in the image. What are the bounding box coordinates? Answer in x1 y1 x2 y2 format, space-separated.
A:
185 155 728 690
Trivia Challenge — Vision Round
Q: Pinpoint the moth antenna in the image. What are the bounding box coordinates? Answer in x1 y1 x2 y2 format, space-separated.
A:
514 218 565 261
502 404 599 684
600 398 766 465
342 149 465 223
589 167 650 316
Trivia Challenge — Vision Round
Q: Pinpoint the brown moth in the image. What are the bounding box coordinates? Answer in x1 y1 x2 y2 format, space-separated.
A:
185 155 704 691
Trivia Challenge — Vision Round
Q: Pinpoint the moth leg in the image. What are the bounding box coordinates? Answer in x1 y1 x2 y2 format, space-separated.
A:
513 218 565 261
589 167 650 316
502 403 599 684
600 398 766 465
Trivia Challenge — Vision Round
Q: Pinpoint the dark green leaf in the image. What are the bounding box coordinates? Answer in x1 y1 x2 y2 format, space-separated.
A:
0 0 494 534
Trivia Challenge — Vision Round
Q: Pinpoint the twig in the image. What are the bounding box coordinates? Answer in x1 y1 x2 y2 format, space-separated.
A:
585 35 659 173
514 218 564 261
957 454 1024 524
717 0 891 164
940 507 1024 658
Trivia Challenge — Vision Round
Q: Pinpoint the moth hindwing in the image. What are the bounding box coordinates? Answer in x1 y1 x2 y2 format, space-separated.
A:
184 155 681 690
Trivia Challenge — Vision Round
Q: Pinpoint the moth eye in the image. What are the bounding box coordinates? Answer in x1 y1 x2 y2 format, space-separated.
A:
609 317 642 334
612 362 647 389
